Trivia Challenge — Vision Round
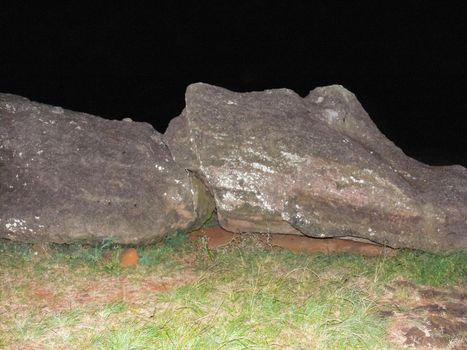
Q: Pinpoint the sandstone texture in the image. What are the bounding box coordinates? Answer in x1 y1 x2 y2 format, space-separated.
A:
0 93 213 244
165 83 467 252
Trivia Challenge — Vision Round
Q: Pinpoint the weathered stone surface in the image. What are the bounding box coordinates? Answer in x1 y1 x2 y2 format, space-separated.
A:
164 83 467 252
0 93 214 244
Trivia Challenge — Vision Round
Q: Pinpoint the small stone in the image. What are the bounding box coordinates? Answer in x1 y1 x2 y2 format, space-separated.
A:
119 248 139 267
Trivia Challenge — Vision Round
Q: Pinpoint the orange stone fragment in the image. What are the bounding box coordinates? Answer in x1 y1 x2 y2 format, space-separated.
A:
119 247 139 267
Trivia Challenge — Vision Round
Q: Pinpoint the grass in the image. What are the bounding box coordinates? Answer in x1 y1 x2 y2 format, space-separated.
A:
0 232 465 349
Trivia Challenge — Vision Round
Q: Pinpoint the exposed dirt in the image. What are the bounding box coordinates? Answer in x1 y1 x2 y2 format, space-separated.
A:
189 226 395 257
189 226 236 249
26 269 199 312
383 280 466 349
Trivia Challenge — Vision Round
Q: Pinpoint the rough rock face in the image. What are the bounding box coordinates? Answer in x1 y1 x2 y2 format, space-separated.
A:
164 83 467 252
0 93 213 244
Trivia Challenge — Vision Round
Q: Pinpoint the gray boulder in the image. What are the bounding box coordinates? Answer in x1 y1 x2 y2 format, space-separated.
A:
164 83 467 252
0 93 213 244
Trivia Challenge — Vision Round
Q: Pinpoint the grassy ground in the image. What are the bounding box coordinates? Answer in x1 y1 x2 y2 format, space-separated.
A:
0 231 465 349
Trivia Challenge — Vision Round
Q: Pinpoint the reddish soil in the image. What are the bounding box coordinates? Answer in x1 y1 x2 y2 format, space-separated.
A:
32 286 55 303
119 248 139 267
384 280 467 349
189 226 394 257
27 270 199 311
189 227 235 248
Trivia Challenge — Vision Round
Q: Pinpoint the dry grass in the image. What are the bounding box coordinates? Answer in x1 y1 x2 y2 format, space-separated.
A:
0 233 465 349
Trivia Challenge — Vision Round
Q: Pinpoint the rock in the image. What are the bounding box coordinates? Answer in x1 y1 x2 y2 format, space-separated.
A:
0 93 214 244
119 248 139 267
165 83 467 252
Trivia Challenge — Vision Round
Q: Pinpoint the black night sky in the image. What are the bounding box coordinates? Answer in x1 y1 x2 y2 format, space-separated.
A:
1 2 466 166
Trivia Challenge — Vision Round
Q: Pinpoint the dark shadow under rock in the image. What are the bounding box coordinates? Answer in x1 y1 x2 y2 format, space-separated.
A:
189 225 394 257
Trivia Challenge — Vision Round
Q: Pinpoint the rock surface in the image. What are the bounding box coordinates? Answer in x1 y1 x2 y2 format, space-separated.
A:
165 83 467 252
0 93 214 244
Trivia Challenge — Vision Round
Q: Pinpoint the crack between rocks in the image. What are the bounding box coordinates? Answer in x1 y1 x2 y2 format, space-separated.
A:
186 169 217 228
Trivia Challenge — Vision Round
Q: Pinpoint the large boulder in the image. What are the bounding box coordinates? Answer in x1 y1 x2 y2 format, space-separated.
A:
164 83 467 252
0 93 214 244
